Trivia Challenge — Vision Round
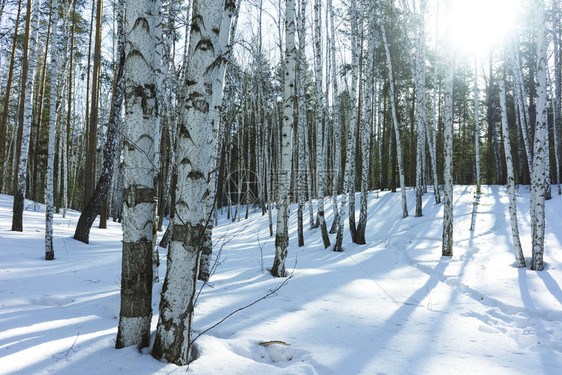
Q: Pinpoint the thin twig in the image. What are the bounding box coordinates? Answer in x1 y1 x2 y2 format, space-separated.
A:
192 273 295 343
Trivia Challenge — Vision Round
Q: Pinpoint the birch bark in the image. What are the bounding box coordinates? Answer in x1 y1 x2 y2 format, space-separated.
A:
313 0 330 248
531 1 548 271
414 0 427 217
297 0 307 247
328 0 340 234
152 0 229 364
11 0 41 232
198 0 236 281
442 8 455 257
430 0 440 203
45 0 60 260
116 0 161 350
271 0 296 277
474 58 481 194
356 5 376 244
499 77 525 267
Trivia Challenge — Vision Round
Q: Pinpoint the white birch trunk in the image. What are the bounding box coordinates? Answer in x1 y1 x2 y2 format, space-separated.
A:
474 57 481 194
45 0 61 260
152 0 227 364
499 77 525 267
198 0 236 282
328 0 340 233
414 0 427 217
554 1 562 195
116 0 160 350
357 5 376 243
530 2 548 271
297 0 307 246
11 0 42 232
271 0 296 277
313 0 330 248
442 7 455 257
547 67 561 194
430 1 440 203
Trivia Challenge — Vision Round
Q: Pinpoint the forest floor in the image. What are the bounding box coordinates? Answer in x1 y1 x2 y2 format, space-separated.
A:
1 185 562 374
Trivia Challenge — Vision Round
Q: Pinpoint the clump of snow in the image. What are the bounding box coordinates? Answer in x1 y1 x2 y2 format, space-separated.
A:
0 186 561 374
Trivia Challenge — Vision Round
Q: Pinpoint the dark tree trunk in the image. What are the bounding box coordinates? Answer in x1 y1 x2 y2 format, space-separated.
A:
73 8 124 244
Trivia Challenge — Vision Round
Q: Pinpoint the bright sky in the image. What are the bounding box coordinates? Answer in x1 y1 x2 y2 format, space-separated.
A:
443 0 523 57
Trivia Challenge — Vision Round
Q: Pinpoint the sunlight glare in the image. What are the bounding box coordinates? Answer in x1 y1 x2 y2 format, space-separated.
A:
446 0 521 56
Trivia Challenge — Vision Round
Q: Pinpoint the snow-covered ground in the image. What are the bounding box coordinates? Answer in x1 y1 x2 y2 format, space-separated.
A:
1 185 561 374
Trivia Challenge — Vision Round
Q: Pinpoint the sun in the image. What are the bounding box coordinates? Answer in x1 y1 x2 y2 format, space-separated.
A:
444 0 522 56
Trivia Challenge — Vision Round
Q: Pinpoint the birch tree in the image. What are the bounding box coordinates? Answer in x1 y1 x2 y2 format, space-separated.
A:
442 4 455 257
356 4 376 244
198 0 237 282
430 0 440 204
296 0 307 247
530 1 548 271
45 0 61 260
474 57 482 194
0 0 23 193
414 0 427 217
115 0 161 350
271 0 296 276
328 0 340 234
313 0 330 248
498 76 525 267
152 0 231 364
11 0 42 232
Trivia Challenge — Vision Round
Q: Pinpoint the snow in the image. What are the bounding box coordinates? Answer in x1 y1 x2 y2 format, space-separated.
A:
1 185 561 374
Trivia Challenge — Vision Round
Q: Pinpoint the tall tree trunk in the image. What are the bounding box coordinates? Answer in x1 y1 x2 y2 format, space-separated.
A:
499 76 525 267
152 0 230 365
63 0 76 217
84 0 103 206
474 57 482 194
271 0 296 276
74 0 125 245
328 0 340 234
442 7 455 257
554 0 562 195
198 0 237 282
414 0 427 217
510 44 533 176
357 5 376 244
12 0 42 232
0 0 22 193
115 0 160 350
380 20 408 218
296 0 307 247
313 0 330 248
531 2 548 271
486 53 502 184
45 0 62 260
430 0 441 203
